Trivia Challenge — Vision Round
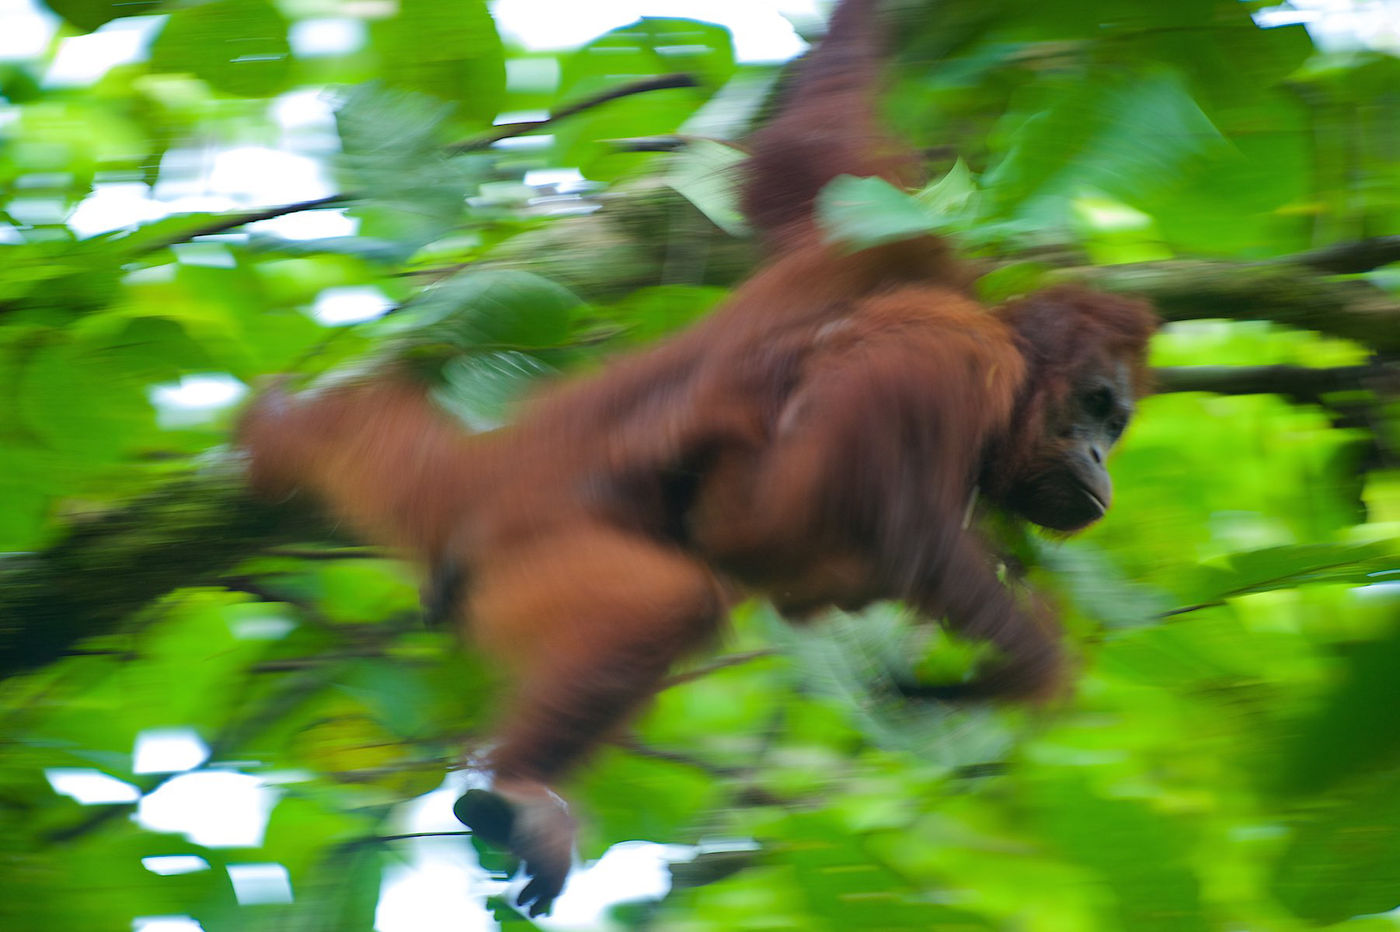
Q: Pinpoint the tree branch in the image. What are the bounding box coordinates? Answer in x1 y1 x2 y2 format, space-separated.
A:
612 734 739 778
7 211 1400 677
375 830 474 843
607 135 691 153
131 194 351 256
116 75 703 255
0 458 344 679
662 649 779 689
447 73 700 153
2 364 1393 679
1061 260 1400 353
1289 236 1400 275
1153 363 1400 403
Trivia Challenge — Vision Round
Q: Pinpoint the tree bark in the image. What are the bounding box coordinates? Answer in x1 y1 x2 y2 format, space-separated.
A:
1055 260 1400 354
0 459 340 678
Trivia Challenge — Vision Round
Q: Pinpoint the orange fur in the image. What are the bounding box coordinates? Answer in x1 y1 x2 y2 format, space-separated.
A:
238 0 1156 912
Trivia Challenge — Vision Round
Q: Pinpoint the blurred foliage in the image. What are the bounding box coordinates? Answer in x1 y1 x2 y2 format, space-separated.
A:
1 0 1398 929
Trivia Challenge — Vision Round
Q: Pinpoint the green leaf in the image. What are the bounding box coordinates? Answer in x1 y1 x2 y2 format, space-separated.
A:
1273 768 1400 923
382 268 580 350
40 0 162 33
915 158 979 222
1033 539 1173 629
1276 613 1400 796
0 239 124 314
816 175 936 252
574 749 717 859
665 138 749 237
595 284 727 345
776 809 996 930
983 70 1226 228
433 350 553 432
768 604 1013 767
1193 542 1397 603
1029 774 1209 932
975 260 1054 303
369 0 504 125
0 823 235 929
262 794 372 885
315 559 419 625
557 17 735 104
334 85 479 251
553 18 734 180
245 234 409 265
150 0 292 98
0 447 52 549
1096 613 1265 689
264 839 385 932
120 590 271 732
17 335 157 461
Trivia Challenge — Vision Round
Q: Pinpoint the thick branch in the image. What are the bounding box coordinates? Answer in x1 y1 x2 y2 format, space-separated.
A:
1060 260 1400 353
479 204 1400 348
1290 236 1400 275
7 210 1400 676
0 458 342 679
1153 363 1400 403
1 361 1391 678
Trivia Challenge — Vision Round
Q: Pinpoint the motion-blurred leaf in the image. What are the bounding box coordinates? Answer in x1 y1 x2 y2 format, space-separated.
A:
369 0 504 125
554 18 734 180
818 175 936 252
1273 767 1400 924
434 350 553 432
595 284 727 345
382 268 579 350
40 0 162 33
778 809 996 930
334 85 480 252
17 335 157 460
315 559 419 625
1035 539 1174 628
665 138 749 237
1276 611 1400 796
1191 542 1397 603
150 0 292 98
916 158 979 221
983 70 1225 227
1030 774 1209 932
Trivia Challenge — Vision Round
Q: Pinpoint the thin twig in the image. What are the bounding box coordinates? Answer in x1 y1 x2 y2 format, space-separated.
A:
131 194 352 256
448 73 700 153
607 135 691 152
661 648 778 689
377 830 474 842
1160 558 1374 618
612 734 738 778
121 75 699 255
263 546 394 560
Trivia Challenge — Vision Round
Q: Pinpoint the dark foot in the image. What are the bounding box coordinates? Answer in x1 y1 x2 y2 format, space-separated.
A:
453 788 514 847
453 787 575 917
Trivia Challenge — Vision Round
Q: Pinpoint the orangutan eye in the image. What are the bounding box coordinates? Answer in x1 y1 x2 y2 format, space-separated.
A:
1081 387 1114 419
